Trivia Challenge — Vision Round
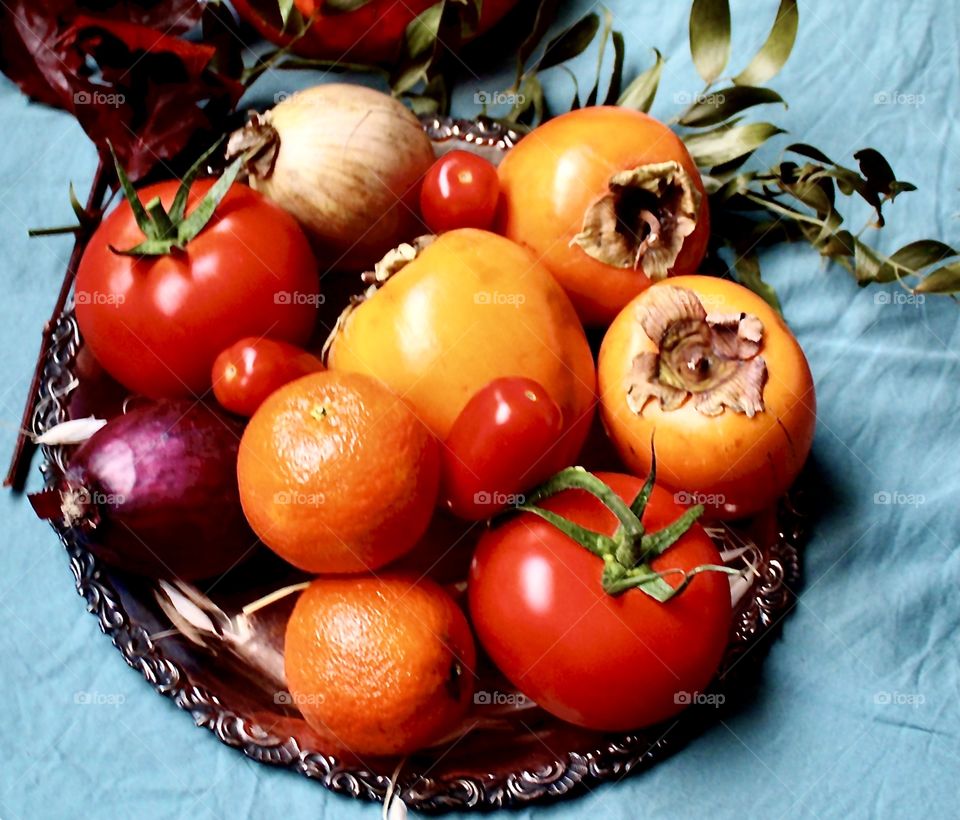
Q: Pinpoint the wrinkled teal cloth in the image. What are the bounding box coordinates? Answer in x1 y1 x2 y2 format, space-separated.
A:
1 1 958 818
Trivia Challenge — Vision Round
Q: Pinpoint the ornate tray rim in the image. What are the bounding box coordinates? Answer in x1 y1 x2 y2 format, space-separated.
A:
32 117 806 813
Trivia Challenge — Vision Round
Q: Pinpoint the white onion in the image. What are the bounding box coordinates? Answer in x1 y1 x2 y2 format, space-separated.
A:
229 84 435 272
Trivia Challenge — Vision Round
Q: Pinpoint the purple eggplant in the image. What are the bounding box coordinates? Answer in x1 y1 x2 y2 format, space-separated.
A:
50 400 256 580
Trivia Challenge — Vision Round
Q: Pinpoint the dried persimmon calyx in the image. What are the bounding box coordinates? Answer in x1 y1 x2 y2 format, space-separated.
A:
571 161 702 277
625 286 768 418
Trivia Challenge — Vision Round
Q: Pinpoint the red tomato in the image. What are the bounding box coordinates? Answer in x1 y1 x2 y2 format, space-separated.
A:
420 151 501 234
441 377 564 519
76 180 318 399
212 337 324 417
468 472 731 731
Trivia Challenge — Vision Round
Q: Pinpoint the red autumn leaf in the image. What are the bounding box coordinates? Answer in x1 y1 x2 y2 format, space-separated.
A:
0 1 242 181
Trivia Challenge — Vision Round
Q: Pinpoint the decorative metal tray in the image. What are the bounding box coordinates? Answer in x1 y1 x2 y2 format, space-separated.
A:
30 118 808 813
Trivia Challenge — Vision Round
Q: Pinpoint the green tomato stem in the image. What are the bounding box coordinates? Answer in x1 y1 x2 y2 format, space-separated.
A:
516 459 729 603
107 138 242 258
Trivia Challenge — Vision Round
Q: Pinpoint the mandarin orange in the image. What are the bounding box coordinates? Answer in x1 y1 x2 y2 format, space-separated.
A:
237 371 439 572
284 574 476 756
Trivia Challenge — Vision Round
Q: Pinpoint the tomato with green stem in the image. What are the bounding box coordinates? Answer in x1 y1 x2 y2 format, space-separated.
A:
75 145 319 399
441 377 565 520
212 337 324 417
468 465 735 731
420 150 501 234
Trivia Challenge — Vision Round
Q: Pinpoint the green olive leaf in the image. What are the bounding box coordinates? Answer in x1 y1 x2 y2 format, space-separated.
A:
585 8 613 107
684 122 784 168
689 0 731 83
853 237 886 284
604 30 626 105
276 0 295 25
679 85 785 127
853 148 896 196
515 0 561 89
322 0 374 12
506 73 545 126
557 65 581 111
786 142 833 164
457 0 484 37
888 240 958 272
404 1 444 60
537 12 600 72
732 247 783 312
278 57 387 74
775 164 834 214
915 261 960 294
817 228 855 260
618 48 663 112
390 55 431 95
733 0 798 86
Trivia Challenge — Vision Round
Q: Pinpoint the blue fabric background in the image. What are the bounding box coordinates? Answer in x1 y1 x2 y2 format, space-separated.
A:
1 1 958 818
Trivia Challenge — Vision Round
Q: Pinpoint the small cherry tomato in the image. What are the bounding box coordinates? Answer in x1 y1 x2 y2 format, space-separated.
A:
420 150 500 234
441 377 565 520
212 337 324 416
